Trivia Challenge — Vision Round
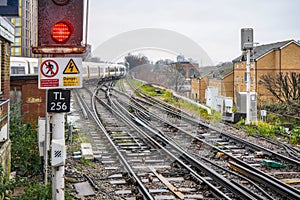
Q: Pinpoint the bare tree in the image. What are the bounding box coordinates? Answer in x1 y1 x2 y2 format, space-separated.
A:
260 72 300 104
165 63 185 91
124 54 149 70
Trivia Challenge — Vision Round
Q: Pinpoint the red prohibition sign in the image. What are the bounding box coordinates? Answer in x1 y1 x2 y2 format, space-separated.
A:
41 60 59 78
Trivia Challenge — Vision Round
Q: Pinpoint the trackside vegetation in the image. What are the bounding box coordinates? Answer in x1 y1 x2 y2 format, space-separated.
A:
132 80 215 120
129 79 300 145
0 106 72 199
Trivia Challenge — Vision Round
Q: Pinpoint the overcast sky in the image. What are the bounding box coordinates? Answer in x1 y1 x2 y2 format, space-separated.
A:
87 0 300 64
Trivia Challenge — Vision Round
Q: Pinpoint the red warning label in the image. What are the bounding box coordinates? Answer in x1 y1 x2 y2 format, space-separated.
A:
40 79 59 87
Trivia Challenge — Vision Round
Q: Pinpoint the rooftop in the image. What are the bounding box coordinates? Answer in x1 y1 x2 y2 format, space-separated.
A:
233 40 298 62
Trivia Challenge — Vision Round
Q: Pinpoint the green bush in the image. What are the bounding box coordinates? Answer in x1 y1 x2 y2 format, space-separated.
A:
290 129 300 145
0 166 14 199
244 125 257 136
209 110 222 123
9 106 41 176
13 180 51 200
8 106 75 199
266 113 282 125
13 179 73 200
162 91 174 103
257 122 276 137
141 85 157 96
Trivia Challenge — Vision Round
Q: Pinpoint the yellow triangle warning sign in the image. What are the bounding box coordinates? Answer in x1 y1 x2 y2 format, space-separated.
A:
63 59 80 74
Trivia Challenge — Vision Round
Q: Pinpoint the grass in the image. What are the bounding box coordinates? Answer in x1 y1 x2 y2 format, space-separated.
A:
238 120 300 145
129 80 213 120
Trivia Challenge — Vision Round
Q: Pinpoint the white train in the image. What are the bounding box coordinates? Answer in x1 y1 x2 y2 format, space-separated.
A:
82 61 126 80
10 57 39 76
10 57 126 80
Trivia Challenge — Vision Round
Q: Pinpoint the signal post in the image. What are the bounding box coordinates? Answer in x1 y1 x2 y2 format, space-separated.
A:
241 28 257 125
33 1 86 199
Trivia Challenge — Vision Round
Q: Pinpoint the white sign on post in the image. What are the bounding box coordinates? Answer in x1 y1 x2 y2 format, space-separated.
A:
38 57 82 89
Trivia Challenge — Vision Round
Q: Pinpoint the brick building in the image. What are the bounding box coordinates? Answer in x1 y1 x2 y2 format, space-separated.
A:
207 63 234 99
10 75 46 124
191 39 300 109
191 65 230 103
0 17 15 180
232 40 300 105
191 69 212 103
173 61 200 79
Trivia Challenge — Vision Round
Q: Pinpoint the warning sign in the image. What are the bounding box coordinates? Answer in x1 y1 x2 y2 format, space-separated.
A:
63 59 80 74
63 76 81 87
39 57 82 89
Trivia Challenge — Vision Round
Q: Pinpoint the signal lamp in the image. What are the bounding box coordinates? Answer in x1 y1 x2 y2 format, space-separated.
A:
51 21 74 43
33 0 86 54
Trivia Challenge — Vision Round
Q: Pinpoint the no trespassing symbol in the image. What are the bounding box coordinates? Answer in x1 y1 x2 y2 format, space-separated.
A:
41 60 59 78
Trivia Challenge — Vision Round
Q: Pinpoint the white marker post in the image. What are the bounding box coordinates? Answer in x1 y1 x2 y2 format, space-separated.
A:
51 112 65 200
48 90 70 200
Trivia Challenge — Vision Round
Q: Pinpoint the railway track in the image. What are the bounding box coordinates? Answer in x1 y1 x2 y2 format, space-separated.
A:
112 103 262 199
70 79 278 199
109 77 300 199
66 77 300 199
123 77 300 163
73 81 250 199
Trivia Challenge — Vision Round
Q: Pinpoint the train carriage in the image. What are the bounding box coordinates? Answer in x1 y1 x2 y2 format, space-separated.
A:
10 57 38 76
10 57 126 80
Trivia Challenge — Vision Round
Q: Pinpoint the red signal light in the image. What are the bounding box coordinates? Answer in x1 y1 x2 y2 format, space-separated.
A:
35 0 85 54
51 21 74 43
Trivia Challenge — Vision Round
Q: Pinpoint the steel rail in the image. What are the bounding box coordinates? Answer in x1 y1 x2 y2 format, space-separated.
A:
123 80 300 166
102 87 234 199
113 87 300 199
109 96 257 200
77 86 154 200
228 161 300 200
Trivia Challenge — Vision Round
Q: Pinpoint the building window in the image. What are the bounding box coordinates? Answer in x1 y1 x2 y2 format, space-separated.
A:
244 72 247 82
244 73 254 83
189 68 194 77
18 18 22 25
15 27 22 36
14 48 21 56
14 38 21 46
14 18 22 26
